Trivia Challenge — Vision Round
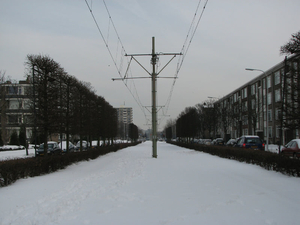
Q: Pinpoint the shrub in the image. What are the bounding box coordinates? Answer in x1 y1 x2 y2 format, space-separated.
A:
168 141 300 177
0 142 141 187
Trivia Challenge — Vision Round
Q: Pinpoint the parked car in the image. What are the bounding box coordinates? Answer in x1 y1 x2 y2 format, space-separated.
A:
281 139 300 158
226 139 237 146
75 140 90 151
214 138 225 146
36 141 62 156
235 135 265 150
60 141 75 153
204 139 212 145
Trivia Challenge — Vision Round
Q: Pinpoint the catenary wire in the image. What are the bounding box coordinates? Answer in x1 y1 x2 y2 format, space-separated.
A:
85 0 208 129
162 0 209 126
84 0 148 123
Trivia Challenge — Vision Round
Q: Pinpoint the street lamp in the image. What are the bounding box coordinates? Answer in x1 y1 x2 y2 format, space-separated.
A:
208 96 220 100
245 68 268 151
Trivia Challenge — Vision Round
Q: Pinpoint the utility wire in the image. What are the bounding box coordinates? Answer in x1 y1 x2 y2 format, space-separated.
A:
163 0 209 124
85 0 208 129
84 0 148 123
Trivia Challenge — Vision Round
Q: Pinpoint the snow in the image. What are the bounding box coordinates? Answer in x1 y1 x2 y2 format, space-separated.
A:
0 147 35 161
0 141 299 225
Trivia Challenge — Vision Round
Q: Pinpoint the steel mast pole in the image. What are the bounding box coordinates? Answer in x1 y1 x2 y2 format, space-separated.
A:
113 36 181 158
151 37 157 158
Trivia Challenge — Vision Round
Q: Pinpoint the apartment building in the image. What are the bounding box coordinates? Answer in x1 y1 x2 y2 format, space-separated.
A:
0 79 32 144
215 54 300 145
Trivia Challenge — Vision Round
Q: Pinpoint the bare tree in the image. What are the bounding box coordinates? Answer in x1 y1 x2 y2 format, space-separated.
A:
0 71 9 144
280 31 300 55
280 32 300 138
26 54 63 155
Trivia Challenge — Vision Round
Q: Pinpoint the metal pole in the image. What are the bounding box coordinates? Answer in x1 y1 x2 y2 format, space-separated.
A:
151 37 157 158
33 65 37 157
118 37 181 158
266 83 269 152
245 68 268 151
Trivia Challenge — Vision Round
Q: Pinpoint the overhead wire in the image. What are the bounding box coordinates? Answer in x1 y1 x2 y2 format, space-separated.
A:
162 0 209 125
84 0 208 129
84 0 148 123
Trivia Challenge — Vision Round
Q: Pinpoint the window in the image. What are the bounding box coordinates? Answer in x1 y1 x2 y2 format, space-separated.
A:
8 115 18 124
274 71 280 85
276 126 280 138
8 86 18 95
287 141 297 148
24 115 32 124
237 137 244 145
268 110 272 121
251 84 256 95
9 100 19 109
242 101 247 111
251 99 255 110
267 76 271 88
23 100 30 109
242 115 248 125
275 89 281 102
267 92 272 105
243 87 247 98
293 61 298 70
275 109 281 120
268 126 272 138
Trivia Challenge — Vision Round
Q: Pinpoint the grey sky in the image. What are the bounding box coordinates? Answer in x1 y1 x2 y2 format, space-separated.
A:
1 0 299 130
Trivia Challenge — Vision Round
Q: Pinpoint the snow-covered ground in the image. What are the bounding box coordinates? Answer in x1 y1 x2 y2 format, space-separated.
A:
0 147 36 161
0 141 299 225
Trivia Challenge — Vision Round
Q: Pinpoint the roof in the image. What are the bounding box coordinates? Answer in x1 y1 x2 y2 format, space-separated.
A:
290 139 300 146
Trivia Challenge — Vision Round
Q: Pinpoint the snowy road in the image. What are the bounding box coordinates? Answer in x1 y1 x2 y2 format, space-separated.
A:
0 141 299 225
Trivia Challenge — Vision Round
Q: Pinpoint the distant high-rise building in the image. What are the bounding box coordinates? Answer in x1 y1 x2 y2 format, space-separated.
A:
115 107 133 139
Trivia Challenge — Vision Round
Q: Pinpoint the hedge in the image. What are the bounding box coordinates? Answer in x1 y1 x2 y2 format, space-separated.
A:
0 142 140 187
169 141 300 177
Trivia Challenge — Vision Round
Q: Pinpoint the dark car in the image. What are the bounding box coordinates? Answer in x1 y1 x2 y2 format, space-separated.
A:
36 141 62 156
235 135 265 150
215 138 225 145
281 139 300 158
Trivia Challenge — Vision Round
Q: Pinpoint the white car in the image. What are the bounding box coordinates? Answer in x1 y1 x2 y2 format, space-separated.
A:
59 141 76 153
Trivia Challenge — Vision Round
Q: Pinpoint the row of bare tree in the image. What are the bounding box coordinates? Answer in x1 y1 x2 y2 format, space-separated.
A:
26 54 117 154
164 101 219 142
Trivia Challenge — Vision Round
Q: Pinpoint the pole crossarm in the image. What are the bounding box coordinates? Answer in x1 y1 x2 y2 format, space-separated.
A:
157 76 178 79
112 77 151 81
123 56 133 79
125 53 182 57
157 55 177 75
131 56 152 76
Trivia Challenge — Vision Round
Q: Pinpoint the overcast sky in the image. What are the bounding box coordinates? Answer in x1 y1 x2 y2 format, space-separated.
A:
1 0 299 131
